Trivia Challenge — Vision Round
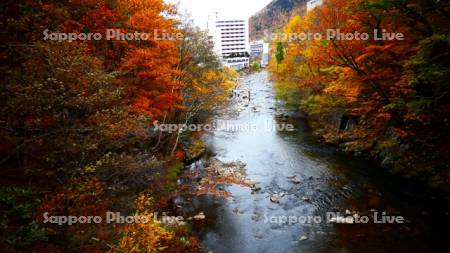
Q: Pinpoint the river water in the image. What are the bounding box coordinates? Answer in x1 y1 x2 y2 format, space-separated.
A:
178 71 448 253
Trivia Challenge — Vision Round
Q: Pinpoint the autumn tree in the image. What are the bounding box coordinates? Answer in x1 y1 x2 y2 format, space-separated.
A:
168 17 237 156
0 0 217 251
270 0 450 187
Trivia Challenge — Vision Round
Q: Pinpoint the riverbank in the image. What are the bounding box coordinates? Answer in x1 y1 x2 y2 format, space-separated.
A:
178 70 448 253
267 0 450 196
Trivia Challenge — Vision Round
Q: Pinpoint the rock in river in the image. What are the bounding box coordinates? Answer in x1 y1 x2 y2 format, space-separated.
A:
192 212 206 220
270 193 285 203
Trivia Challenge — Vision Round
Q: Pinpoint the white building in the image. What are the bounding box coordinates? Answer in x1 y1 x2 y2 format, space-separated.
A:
307 0 323 11
261 42 269 67
208 15 250 70
250 40 264 56
250 40 270 67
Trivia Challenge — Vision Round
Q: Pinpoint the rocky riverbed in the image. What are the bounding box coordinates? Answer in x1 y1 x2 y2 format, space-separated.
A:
175 71 448 253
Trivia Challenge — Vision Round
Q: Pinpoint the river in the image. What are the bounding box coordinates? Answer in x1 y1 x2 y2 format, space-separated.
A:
177 71 448 253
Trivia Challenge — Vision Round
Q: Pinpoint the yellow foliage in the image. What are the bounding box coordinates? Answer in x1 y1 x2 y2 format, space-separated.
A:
111 195 175 253
183 67 238 114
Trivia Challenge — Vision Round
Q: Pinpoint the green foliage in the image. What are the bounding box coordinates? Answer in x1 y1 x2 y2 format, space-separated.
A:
405 34 450 97
275 42 284 66
251 61 261 72
274 81 303 109
165 160 185 191
4 222 48 250
402 34 450 128
406 99 433 124
0 43 127 179
358 0 394 11
300 95 343 116
0 188 47 250
0 188 40 220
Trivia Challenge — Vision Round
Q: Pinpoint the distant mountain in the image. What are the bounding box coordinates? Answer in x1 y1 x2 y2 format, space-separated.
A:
249 0 307 41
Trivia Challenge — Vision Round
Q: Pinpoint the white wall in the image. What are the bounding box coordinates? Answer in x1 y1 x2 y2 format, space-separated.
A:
210 15 250 70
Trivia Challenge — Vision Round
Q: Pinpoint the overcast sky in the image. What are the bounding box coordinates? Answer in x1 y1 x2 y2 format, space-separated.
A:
166 0 273 28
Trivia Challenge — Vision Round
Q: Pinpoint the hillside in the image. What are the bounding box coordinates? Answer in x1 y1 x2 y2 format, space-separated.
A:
249 0 307 41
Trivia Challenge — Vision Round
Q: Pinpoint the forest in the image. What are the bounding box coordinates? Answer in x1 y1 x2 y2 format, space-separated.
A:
269 0 450 191
1 0 449 252
0 0 236 251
